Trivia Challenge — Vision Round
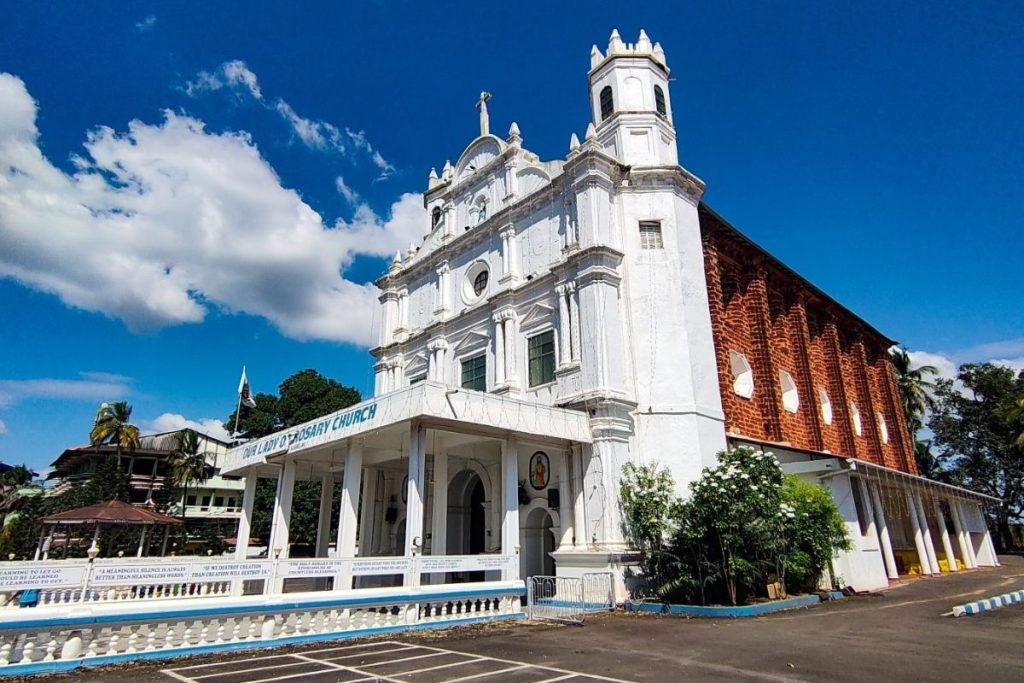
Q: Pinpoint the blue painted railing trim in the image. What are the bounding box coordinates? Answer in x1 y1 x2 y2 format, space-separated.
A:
0 585 526 632
624 593 825 618
0 611 524 677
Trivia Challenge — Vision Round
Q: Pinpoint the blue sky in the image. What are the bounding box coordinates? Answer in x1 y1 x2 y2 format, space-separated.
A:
1 1 1021 473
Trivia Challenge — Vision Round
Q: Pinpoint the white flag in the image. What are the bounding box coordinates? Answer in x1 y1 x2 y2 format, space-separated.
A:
238 366 257 408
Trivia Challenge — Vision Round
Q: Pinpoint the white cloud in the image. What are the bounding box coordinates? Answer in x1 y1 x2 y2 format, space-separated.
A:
145 413 232 442
0 373 133 408
0 73 425 346
135 15 157 33
335 176 360 204
183 61 394 178
906 342 1024 398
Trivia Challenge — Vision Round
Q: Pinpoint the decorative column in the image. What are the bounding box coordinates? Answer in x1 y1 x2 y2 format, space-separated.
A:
949 500 976 568
268 460 296 593
504 311 519 388
443 202 455 240
397 289 409 336
556 283 572 367
501 437 521 580
492 312 506 387
431 447 448 557
315 473 335 557
380 290 399 347
572 445 588 548
358 468 378 557
932 500 958 571
557 451 573 550
434 261 450 318
869 483 899 579
427 338 448 383
235 474 258 560
499 225 519 283
906 490 933 575
335 441 363 590
913 492 940 573
404 423 427 587
570 285 582 364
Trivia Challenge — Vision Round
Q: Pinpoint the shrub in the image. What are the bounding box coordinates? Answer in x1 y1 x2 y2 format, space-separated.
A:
779 476 851 592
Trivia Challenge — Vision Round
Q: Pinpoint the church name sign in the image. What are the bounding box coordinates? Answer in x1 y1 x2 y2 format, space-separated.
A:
233 402 379 465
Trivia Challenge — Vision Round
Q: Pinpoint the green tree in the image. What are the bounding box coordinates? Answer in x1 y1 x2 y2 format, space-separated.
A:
890 348 938 436
1006 394 1024 446
779 477 850 592
226 392 280 440
167 429 214 524
89 401 141 459
619 462 679 598
929 363 1024 550
276 369 361 426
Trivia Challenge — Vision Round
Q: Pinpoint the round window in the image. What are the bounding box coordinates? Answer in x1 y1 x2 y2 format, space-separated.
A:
473 270 489 296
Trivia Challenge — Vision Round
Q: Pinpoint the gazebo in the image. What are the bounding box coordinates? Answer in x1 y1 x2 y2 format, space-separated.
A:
36 499 182 559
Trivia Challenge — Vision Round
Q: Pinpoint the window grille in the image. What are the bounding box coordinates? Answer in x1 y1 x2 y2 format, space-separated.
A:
528 331 556 387
654 85 667 116
639 220 663 249
461 355 487 391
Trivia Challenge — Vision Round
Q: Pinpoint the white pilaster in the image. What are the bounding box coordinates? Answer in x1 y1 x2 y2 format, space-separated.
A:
868 483 899 579
504 312 518 387
906 490 932 575
235 474 258 560
435 261 450 317
358 468 378 557
501 437 520 580
572 445 588 548
269 461 296 560
493 312 506 386
335 441 363 590
499 225 519 283
405 423 427 586
569 285 581 364
933 500 958 572
556 283 571 366
443 202 455 239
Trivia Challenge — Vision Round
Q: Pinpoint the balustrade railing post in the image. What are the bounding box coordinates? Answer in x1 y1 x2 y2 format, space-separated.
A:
79 560 94 604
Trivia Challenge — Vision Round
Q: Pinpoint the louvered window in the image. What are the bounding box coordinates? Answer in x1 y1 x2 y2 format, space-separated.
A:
639 220 663 249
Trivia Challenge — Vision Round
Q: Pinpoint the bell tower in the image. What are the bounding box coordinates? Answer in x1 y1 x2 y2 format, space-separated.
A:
588 29 677 167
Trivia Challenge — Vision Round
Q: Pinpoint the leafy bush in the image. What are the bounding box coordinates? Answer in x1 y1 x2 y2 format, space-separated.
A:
620 447 850 606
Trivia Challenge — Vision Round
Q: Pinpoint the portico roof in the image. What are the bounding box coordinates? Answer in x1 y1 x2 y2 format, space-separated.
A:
221 382 592 476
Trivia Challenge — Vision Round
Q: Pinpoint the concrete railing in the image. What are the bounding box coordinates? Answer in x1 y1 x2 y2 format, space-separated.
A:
0 580 525 675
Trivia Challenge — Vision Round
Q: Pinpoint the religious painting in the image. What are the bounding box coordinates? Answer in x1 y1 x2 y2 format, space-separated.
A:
529 451 550 490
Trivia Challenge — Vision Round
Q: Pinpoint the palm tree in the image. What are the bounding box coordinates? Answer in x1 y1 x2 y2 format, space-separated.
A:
89 401 141 481
890 348 938 435
167 429 214 525
1006 394 1024 446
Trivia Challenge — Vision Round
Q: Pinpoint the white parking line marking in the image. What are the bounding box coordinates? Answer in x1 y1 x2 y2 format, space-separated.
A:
443 664 529 682
318 644 422 660
191 660 317 679
301 640 414 655
349 650 447 668
385 655 486 677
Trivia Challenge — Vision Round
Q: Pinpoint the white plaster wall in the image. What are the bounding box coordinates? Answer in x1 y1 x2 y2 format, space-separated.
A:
818 473 889 592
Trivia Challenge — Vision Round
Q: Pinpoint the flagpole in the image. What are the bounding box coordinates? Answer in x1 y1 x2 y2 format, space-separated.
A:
233 365 244 440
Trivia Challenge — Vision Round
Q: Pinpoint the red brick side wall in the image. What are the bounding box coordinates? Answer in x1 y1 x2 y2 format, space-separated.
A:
700 211 916 474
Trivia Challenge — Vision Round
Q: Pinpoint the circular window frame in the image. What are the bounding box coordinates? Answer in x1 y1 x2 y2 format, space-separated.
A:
462 260 490 304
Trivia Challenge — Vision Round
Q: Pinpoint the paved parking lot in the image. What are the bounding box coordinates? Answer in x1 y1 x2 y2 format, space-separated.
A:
160 640 634 683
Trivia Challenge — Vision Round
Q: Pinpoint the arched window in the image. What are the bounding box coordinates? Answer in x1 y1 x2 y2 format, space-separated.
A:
599 86 614 121
654 85 667 116
431 207 442 229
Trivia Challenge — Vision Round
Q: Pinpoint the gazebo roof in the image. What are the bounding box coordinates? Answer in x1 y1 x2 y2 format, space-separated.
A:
41 499 182 526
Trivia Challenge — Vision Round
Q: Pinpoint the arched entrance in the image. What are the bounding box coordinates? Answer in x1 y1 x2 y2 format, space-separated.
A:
523 507 555 578
448 470 487 581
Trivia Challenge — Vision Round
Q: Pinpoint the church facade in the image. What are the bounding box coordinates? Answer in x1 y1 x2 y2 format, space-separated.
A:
223 30 997 598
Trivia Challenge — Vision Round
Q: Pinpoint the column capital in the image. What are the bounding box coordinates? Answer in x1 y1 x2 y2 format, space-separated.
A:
435 260 450 275
555 281 577 295
427 337 449 352
499 223 517 240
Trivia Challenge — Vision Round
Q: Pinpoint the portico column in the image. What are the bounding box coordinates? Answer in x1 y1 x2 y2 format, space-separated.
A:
978 503 999 566
235 474 258 560
268 460 296 593
557 451 573 550
556 284 571 367
358 468 379 557
404 423 427 587
572 445 588 548
868 483 899 579
501 437 520 580
335 441 363 590
949 500 976 568
431 449 448 557
853 478 882 572
933 500 958 572
493 312 506 386
906 490 932 575
913 492 940 574
315 472 335 558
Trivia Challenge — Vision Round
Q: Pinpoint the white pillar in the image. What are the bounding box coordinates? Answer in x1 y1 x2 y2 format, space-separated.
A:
493 313 505 386
906 490 932 575
572 445 588 548
431 450 448 556
269 460 296 561
504 314 518 387
933 500 958 572
358 468 378 557
315 473 335 558
500 226 518 282
405 423 427 586
869 483 899 579
978 503 999 566
136 527 148 558
335 442 363 590
914 493 940 574
557 451 573 550
556 284 571 367
435 261 450 317
950 500 976 568
501 437 521 581
235 475 258 560
569 285 582 364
